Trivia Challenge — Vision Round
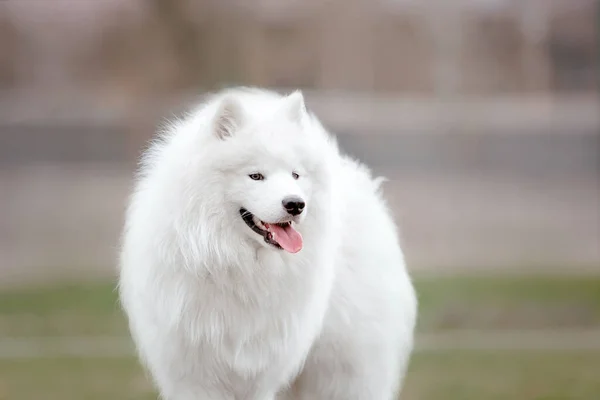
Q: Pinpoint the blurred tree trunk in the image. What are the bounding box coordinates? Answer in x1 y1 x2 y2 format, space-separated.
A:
0 13 20 88
149 0 208 89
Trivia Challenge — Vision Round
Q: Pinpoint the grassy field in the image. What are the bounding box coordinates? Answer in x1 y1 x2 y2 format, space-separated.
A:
0 274 599 399
2 350 599 400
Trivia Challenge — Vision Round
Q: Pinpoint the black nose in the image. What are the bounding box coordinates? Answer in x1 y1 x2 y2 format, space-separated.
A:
282 196 305 216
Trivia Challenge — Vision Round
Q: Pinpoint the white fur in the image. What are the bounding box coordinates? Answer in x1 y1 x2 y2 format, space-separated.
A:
118 87 417 400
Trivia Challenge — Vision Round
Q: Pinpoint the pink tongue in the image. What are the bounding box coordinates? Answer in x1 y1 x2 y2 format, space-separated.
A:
268 224 303 253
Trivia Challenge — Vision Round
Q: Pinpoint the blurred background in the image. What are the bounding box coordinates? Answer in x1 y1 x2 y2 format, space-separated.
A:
0 0 599 399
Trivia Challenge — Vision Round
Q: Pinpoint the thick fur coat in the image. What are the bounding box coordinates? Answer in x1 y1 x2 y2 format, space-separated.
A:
118 87 417 400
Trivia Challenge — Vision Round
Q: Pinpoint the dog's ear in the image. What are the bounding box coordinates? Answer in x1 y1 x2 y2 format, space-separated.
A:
214 95 243 140
282 90 306 123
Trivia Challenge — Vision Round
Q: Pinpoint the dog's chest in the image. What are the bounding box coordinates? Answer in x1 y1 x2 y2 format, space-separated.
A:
191 257 331 339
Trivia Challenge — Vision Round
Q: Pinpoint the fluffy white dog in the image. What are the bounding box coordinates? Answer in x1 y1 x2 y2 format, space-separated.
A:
118 87 417 400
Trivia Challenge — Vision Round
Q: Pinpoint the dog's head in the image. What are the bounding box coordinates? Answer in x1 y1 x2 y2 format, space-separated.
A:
193 89 337 254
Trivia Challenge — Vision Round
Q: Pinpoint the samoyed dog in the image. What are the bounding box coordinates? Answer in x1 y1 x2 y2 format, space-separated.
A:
118 87 417 400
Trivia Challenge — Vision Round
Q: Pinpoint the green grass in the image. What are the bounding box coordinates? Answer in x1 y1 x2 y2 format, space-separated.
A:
415 274 600 331
403 350 600 400
1 351 599 400
0 283 120 316
0 282 126 337
0 357 156 400
1 275 600 336
1 274 600 399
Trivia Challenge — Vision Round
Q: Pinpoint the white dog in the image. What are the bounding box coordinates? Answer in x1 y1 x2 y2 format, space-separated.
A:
118 87 417 400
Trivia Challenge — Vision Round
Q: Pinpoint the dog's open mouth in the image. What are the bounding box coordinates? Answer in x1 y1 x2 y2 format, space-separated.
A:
240 208 303 253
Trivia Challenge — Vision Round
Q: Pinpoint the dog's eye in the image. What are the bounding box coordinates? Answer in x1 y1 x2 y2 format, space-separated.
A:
248 173 264 181
292 172 300 180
